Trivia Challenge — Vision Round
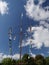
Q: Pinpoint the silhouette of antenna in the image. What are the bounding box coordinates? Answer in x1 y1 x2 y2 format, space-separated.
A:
8 27 16 56
19 13 23 65
29 23 32 57
8 27 12 55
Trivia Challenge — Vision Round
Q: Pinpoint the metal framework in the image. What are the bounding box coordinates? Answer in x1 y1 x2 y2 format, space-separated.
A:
8 27 16 56
8 27 12 55
20 21 23 61
19 14 23 65
29 24 32 57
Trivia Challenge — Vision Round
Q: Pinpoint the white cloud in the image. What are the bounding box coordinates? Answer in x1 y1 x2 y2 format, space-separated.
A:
24 0 49 21
40 21 49 29
12 54 22 60
0 53 21 62
38 0 46 5
22 26 49 49
23 0 49 56
0 0 9 15
0 53 3 62
32 26 49 48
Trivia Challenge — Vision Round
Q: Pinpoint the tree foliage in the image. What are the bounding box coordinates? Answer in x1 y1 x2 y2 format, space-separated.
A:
22 54 36 65
2 58 16 65
1 54 49 65
35 55 46 65
46 57 49 65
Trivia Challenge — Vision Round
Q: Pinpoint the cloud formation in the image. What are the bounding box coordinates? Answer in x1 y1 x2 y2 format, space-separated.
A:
0 0 9 15
24 0 49 21
23 0 49 56
0 53 20 62
22 26 49 49
23 0 49 49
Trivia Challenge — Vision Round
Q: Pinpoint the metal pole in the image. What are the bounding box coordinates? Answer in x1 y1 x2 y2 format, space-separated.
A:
8 27 12 56
19 14 23 65
20 26 22 61
29 23 32 57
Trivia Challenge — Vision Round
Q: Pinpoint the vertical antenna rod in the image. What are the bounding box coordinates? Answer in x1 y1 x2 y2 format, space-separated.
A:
29 23 32 56
20 23 22 60
19 14 23 65
8 27 12 56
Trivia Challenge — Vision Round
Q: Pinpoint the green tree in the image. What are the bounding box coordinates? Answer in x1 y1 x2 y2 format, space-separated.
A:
46 57 49 65
22 54 36 65
2 58 16 65
35 55 46 65
0 63 2 65
28 56 36 65
22 54 29 62
16 60 21 65
2 58 12 65
12 59 16 65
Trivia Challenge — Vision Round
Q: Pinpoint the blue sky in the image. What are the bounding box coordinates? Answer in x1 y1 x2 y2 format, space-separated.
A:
0 0 49 60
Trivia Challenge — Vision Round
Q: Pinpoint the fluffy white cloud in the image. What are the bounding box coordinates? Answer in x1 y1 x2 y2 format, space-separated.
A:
40 21 49 28
24 0 49 56
32 26 49 48
0 0 9 15
0 53 21 62
24 0 49 21
12 54 22 60
22 26 49 49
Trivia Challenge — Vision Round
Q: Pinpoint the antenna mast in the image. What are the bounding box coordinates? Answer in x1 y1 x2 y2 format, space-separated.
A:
8 27 12 56
8 27 16 56
19 14 23 65
29 23 32 57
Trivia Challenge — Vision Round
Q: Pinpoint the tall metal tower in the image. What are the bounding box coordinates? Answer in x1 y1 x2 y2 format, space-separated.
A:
20 21 22 60
19 14 23 65
8 27 12 55
29 24 32 57
8 27 16 56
